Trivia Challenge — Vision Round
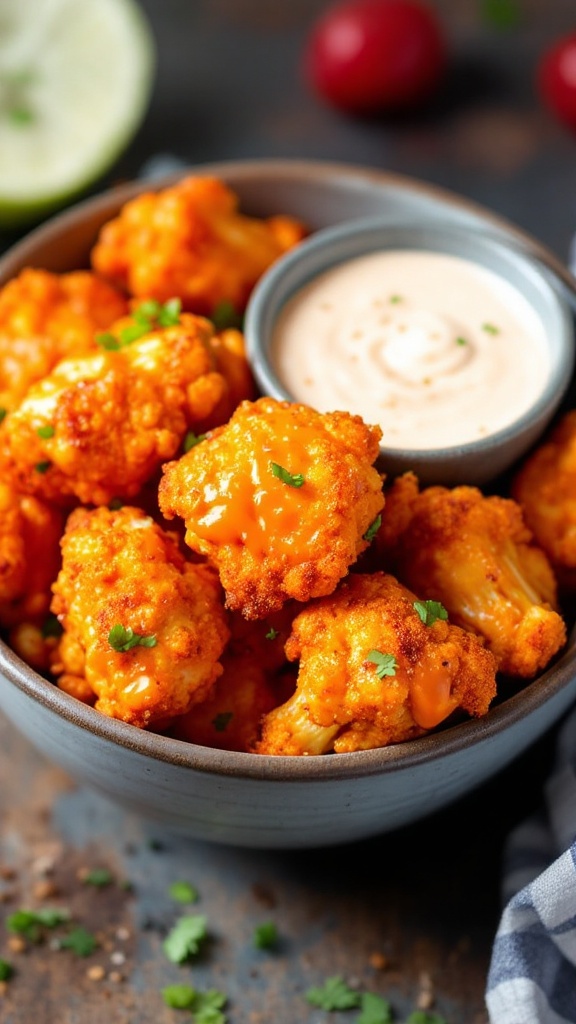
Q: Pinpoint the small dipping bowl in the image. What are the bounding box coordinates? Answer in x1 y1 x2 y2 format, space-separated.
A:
245 218 575 486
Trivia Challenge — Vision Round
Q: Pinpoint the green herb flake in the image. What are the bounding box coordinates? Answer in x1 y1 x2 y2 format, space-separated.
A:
168 880 199 904
265 627 279 640
482 322 500 335
413 600 448 627
305 976 362 1011
210 299 243 332
82 868 113 888
0 959 13 981
36 424 55 439
389 294 403 304
193 988 228 1024
455 336 467 346
358 991 393 1024
212 712 233 733
34 460 51 474
184 430 206 453
108 498 124 511
158 297 182 326
41 613 63 639
366 651 398 679
134 300 161 322
58 927 98 957
363 514 382 543
0 408 7 423
33 907 71 928
253 921 278 950
269 462 305 488
119 321 149 346
7 907 70 943
95 332 120 351
162 983 196 1009
163 914 208 964
108 624 157 652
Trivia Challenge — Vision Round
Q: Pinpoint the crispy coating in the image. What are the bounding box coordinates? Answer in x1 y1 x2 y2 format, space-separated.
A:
91 176 307 315
4 313 229 506
256 573 497 756
50 505 230 727
0 268 127 410
196 328 257 431
159 397 385 619
376 476 566 678
511 411 576 580
0 481 63 627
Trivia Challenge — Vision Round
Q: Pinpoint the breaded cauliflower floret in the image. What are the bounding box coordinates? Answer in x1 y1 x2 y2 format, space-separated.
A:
197 328 257 431
256 573 497 756
91 176 307 316
50 505 230 728
511 411 576 581
4 312 229 506
376 476 566 678
0 481 63 626
159 397 385 619
0 268 127 410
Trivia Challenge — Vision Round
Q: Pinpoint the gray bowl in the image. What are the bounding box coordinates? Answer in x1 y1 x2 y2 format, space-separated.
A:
245 217 575 486
1 158 576 849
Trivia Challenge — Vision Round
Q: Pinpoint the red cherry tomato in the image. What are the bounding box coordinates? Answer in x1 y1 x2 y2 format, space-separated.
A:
538 33 576 131
303 0 447 115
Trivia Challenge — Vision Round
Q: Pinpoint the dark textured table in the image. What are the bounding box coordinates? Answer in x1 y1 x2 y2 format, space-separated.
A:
1 2 575 1021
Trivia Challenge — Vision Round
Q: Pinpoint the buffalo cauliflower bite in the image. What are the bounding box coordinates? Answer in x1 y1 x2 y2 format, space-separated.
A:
256 572 497 756
50 505 230 727
196 327 257 432
91 176 307 316
4 312 230 506
376 475 566 678
0 482 63 626
511 411 576 582
159 397 385 619
0 268 127 411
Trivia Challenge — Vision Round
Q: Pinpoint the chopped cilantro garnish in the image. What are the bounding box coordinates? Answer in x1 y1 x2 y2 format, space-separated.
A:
265 627 279 640
7 907 70 942
41 613 63 639
36 424 55 439
168 881 199 904
158 297 182 326
82 868 113 888
0 408 7 423
305 976 362 1011
366 651 398 679
482 322 500 335
0 959 13 981
358 992 393 1024
58 927 98 957
455 336 467 346
389 294 403 304
162 983 196 1009
269 462 305 488
184 430 206 452
119 321 148 345
413 600 448 627
95 332 120 351
163 914 208 963
363 514 382 543
193 989 228 1024
34 460 51 474
253 921 278 950
212 712 233 733
210 299 243 332
108 624 157 652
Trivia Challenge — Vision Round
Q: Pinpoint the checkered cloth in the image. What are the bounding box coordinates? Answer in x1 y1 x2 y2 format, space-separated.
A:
486 706 576 1023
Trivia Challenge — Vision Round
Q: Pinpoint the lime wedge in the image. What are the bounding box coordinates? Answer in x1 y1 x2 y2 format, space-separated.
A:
0 0 155 227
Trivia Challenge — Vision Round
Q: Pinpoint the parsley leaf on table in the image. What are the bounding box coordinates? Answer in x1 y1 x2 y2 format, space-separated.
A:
305 975 362 1011
358 992 393 1024
163 914 208 963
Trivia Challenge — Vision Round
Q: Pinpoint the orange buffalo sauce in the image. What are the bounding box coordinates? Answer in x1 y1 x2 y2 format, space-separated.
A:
410 663 458 730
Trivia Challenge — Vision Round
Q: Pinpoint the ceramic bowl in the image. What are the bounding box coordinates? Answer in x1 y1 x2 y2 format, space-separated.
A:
1 158 576 850
245 217 575 486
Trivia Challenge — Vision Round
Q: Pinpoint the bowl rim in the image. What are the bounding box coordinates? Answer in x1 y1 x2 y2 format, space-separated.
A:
244 213 575 459
1 156 575 782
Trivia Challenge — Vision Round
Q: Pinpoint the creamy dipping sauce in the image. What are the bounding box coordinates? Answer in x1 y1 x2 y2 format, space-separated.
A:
270 250 550 450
